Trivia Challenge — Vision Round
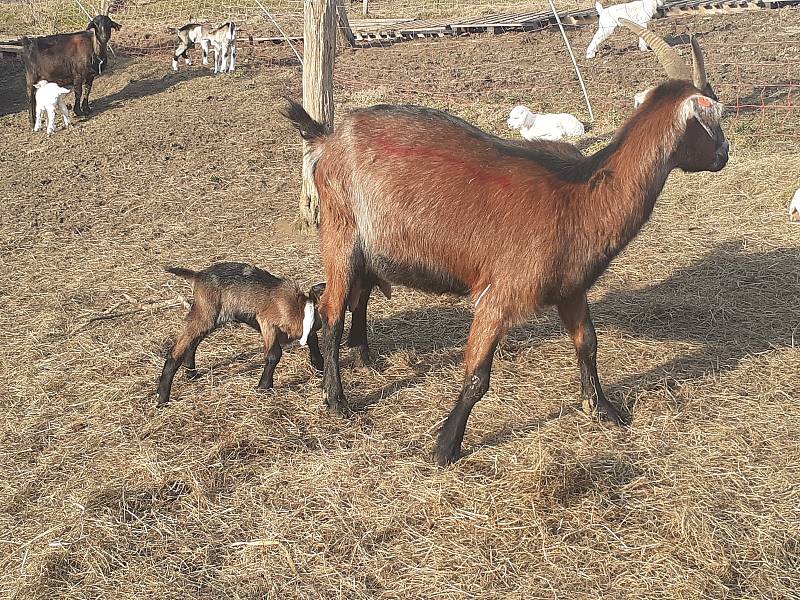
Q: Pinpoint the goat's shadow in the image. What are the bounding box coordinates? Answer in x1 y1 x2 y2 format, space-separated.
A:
353 242 799 439
89 61 215 117
0 60 27 117
728 80 798 114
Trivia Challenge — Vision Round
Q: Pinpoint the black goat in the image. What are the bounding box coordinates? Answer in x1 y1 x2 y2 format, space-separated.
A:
20 15 121 126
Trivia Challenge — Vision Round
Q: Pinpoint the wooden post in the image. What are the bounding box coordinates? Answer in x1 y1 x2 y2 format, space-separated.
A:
299 0 336 230
336 0 356 48
363 0 369 16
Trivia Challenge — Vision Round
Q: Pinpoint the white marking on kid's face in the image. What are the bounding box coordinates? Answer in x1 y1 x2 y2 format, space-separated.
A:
299 300 315 346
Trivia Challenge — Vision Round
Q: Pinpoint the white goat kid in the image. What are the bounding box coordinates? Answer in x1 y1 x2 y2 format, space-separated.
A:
586 0 663 59
789 189 800 222
172 23 213 71
208 22 237 74
507 105 585 141
33 80 71 135
172 22 236 73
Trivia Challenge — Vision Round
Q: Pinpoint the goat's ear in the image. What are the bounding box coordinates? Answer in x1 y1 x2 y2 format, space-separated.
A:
110 19 122 31
307 282 326 304
87 20 97 31
683 94 724 133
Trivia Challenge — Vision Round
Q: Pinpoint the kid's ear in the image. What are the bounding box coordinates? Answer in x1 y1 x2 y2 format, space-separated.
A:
308 281 326 303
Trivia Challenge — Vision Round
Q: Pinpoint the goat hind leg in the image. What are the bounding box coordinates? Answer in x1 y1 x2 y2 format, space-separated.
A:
45 106 56 134
81 77 94 114
435 310 506 466
72 80 85 116
33 106 43 132
256 323 282 390
157 308 215 405
346 283 373 365
318 239 358 412
59 98 70 127
557 292 627 425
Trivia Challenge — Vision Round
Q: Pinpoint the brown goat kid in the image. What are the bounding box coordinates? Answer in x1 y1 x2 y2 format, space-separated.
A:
285 31 729 466
157 262 325 406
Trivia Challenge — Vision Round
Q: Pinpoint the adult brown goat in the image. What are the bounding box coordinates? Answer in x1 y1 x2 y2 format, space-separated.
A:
284 27 729 466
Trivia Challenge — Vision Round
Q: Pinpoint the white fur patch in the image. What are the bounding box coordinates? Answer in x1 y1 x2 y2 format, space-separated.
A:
680 94 724 138
789 189 800 222
474 283 492 308
299 300 315 346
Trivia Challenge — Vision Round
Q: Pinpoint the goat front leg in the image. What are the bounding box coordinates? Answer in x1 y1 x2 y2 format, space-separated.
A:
307 329 324 373
256 324 282 390
557 293 626 425
435 309 506 466
201 39 210 65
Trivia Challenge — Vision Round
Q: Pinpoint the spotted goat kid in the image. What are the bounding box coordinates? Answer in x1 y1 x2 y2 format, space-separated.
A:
157 262 325 405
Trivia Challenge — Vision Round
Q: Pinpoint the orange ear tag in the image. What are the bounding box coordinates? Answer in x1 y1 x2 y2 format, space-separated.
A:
697 96 713 108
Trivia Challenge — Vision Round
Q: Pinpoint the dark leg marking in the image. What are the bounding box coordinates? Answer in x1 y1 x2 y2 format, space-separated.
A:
557 293 627 425
307 330 324 373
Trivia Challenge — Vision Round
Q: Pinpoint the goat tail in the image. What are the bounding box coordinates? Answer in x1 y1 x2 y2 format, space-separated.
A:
282 97 329 142
229 22 236 40
165 266 200 281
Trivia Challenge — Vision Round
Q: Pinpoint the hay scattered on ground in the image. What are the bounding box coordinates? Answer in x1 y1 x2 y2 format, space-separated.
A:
1 9 799 599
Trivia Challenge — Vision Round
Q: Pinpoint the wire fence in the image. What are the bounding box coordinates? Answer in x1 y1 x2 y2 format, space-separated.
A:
1 0 798 139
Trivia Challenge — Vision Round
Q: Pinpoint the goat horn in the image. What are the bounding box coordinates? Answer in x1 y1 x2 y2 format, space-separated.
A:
618 18 691 81
690 36 708 90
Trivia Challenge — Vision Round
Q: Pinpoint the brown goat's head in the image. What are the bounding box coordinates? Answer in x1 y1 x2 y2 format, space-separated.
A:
620 19 728 172
672 91 728 172
87 15 122 44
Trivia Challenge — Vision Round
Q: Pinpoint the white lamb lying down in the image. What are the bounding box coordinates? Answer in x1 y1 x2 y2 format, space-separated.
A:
507 105 585 141
789 189 800 222
33 80 71 135
586 0 663 59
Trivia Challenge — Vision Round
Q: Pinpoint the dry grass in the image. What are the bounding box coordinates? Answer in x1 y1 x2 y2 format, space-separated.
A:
1 7 799 599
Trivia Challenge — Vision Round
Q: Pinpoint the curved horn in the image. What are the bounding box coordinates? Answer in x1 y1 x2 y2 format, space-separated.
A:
690 36 708 90
618 18 691 81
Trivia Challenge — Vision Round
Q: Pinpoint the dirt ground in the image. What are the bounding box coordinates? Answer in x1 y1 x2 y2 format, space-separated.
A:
1 8 799 599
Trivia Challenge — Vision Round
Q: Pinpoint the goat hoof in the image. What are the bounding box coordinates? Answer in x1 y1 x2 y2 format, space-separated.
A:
311 361 324 374
354 347 374 367
185 369 200 381
256 383 274 392
584 395 629 427
433 444 460 467
325 398 351 416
